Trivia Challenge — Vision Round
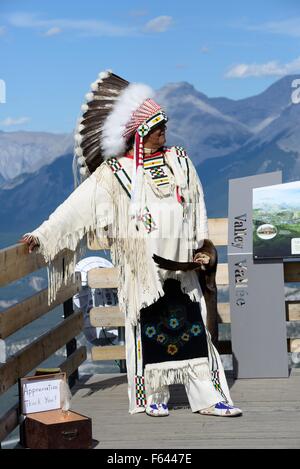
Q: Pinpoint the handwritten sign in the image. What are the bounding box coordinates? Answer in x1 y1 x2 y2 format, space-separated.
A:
21 375 65 414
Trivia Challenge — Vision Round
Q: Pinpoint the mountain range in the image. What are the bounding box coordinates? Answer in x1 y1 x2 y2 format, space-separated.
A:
0 131 72 188
1 74 300 234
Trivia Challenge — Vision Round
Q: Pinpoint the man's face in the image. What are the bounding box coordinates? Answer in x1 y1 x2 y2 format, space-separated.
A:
144 122 167 149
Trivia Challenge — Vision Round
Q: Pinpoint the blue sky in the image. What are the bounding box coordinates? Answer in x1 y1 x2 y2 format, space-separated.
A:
254 181 300 208
0 0 300 133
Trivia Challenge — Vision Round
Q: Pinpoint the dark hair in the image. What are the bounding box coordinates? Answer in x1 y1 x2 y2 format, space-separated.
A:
125 134 135 153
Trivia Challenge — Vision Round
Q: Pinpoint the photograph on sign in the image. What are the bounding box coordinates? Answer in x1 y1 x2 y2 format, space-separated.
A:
20 373 66 415
253 181 300 259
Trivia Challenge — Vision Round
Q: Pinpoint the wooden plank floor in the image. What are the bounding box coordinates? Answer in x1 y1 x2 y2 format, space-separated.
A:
71 368 300 449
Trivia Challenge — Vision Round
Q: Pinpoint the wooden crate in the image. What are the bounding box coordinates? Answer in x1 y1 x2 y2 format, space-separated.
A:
19 372 92 449
20 409 92 449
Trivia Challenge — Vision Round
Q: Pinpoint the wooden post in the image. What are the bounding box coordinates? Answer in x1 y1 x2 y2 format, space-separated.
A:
63 298 78 387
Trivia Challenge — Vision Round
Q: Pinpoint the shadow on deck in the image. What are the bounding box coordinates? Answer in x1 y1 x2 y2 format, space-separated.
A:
70 368 300 449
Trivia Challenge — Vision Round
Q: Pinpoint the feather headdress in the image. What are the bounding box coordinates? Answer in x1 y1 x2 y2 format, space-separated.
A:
73 69 168 191
73 70 129 185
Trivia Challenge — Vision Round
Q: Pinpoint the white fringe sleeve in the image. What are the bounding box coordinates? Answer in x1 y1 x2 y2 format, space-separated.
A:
25 163 113 303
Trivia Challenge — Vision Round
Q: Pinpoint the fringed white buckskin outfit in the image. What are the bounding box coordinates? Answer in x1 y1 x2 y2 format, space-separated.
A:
25 71 234 415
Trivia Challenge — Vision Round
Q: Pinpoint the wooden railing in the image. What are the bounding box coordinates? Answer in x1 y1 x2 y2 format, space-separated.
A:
87 218 300 360
0 244 87 444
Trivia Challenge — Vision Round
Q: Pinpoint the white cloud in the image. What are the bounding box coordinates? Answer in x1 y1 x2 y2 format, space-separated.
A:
144 16 173 33
200 46 209 54
0 116 30 126
0 26 6 36
247 18 300 38
44 26 61 37
225 56 300 78
7 12 137 37
7 12 175 37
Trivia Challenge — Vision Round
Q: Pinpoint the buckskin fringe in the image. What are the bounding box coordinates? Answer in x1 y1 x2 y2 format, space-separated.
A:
28 163 113 305
107 170 164 326
27 152 207 315
104 153 208 325
144 358 211 391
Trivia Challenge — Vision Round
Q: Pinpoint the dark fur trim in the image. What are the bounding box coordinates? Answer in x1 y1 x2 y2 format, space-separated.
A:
194 239 219 347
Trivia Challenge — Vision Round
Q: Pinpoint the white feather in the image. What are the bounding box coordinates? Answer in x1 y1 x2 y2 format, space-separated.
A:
98 69 112 80
77 156 86 165
90 80 99 91
101 83 154 159
81 103 89 113
85 92 94 102
75 133 83 144
75 146 83 157
79 166 88 176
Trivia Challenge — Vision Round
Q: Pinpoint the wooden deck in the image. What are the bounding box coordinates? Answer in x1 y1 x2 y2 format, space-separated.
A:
70 368 300 449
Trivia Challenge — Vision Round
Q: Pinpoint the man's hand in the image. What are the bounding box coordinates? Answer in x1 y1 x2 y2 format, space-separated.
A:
19 234 40 253
193 252 210 266
153 253 210 272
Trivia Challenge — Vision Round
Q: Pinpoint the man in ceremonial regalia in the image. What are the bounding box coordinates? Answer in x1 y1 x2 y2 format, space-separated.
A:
22 71 242 418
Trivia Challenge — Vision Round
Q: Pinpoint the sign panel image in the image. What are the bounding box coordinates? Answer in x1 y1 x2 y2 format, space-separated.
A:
253 181 300 259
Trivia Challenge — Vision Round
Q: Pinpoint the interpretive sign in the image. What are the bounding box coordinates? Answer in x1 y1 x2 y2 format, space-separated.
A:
253 181 300 259
228 171 288 378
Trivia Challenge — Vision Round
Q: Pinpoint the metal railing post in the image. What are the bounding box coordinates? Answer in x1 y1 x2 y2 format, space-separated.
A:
118 327 126 373
63 298 79 387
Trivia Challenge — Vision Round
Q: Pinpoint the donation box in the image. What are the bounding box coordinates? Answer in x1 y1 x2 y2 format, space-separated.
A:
19 372 92 449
